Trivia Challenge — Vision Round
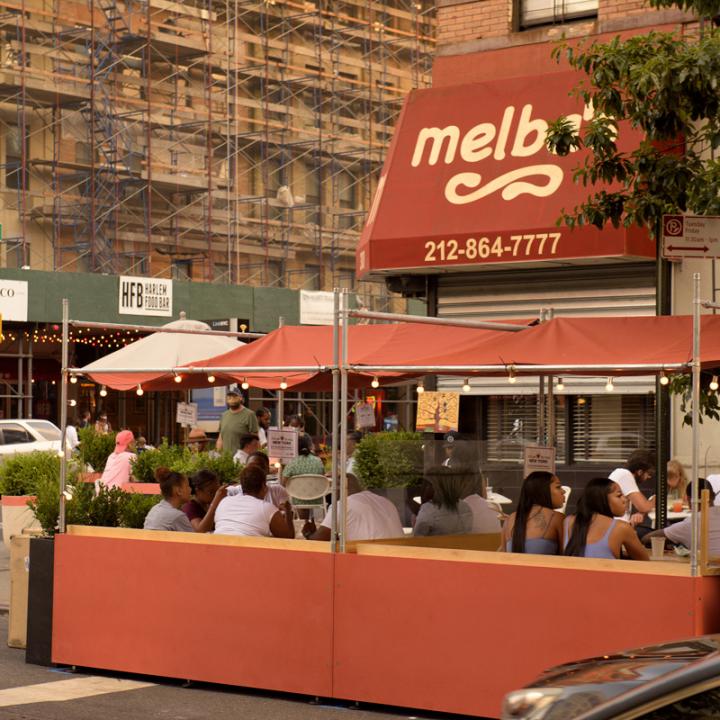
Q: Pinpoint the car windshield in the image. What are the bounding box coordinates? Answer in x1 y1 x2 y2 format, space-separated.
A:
25 421 61 441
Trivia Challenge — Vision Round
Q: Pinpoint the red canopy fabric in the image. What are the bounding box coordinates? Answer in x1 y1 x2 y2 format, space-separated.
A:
185 321 526 390
491 315 720 374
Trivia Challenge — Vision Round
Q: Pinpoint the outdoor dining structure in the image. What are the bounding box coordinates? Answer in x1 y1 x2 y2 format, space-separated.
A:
46 275 720 719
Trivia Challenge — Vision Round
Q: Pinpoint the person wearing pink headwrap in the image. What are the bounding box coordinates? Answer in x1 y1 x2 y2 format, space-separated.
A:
98 430 137 490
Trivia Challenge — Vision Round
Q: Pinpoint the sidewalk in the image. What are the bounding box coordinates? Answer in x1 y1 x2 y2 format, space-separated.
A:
0 539 8 615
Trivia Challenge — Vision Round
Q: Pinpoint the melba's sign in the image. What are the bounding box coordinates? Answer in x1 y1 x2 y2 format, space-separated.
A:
118 276 172 317
357 72 653 276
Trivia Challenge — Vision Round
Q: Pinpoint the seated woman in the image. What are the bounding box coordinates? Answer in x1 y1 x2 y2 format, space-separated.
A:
214 464 295 538
282 434 325 481
564 478 649 560
235 452 290 509
667 459 688 503
143 467 194 532
182 469 227 532
501 471 565 555
413 466 474 536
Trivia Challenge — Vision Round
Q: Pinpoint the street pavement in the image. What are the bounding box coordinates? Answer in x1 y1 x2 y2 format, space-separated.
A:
0 614 477 720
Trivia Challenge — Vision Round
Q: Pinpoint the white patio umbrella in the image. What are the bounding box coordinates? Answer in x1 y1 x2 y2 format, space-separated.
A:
76 312 244 391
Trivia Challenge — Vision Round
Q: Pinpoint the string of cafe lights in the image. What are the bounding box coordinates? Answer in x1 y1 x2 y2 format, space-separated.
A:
0 329 143 350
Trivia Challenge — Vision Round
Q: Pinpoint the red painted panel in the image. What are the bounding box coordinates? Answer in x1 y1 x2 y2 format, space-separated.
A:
52 535 334 696
333 554 716 718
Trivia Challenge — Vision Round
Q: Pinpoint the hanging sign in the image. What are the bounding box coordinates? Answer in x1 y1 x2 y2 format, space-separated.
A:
355 402 376 429
267 428 299 462
118 275 173 317
300 290 335 325
523 445 556 477
176 401 198 428
416 391 460 432
0 279 28 321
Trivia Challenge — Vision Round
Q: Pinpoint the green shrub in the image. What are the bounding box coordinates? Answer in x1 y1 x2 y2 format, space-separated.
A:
132 442 239 484
88 485 126 527
119 493 161 529
28 475 61 535
354 432 424 489
0 451 62 496
77 427 117 472
65 481 95 526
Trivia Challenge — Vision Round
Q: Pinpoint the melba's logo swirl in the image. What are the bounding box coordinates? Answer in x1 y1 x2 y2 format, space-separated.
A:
410 103 592 204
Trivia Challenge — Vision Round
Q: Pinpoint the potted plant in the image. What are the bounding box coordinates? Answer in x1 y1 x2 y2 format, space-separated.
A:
0 451 62 547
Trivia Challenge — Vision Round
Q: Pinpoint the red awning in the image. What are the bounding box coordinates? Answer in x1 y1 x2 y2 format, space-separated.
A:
356 71 654 278
184 321 528 391
487 315 720 374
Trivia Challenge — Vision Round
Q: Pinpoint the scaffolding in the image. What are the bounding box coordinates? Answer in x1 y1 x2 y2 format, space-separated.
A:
0 0 434 302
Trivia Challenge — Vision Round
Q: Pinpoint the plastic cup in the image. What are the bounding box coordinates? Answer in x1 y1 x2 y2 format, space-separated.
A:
651 536 665 560
672 500 684 513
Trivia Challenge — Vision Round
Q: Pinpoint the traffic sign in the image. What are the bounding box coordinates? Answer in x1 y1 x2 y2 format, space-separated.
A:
662 214 720 259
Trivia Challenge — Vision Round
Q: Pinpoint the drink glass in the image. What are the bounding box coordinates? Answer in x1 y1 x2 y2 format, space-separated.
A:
672 500 684 513
651 536 665 560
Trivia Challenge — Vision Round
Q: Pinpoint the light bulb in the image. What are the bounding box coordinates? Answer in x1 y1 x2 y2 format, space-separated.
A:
241 378 250 390
136 385 144 396
416 381 424 394
660 371 670 387
711 375 719 391
462 378 471 393
605 377 614 392
69 399 77 407
207 374 216 384
174 374 182 383
556 378 565 391
508 369 517 384
99 385 107 397
280 378 288 390
371 377 379 389
69 375 77 384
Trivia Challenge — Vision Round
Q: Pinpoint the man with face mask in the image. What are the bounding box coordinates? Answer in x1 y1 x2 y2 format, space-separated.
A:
216 390 259 457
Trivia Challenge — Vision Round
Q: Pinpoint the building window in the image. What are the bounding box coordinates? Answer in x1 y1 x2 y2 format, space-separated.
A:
486 395 567 464
6 240 28 268
122 254 148 275
518 0 597 29
571 394 655 464
171 259 192 281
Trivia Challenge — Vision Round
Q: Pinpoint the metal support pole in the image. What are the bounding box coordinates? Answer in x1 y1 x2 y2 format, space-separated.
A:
59 298 70 534
547 375 555 448
339 289 349 552
17 335 23 418
277 316 285 428
691 273 701 576
537 376 546 445
330 289 340 553
26 337 32 417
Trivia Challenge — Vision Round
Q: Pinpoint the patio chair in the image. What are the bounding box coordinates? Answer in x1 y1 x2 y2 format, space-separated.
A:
559 485 571 515
284 473 331 517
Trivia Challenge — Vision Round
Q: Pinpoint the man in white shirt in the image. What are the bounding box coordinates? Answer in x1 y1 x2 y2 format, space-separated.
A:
643 480 720 556
233 433 260 465
346 431 363 475
306 473 403 541
609 449 656 525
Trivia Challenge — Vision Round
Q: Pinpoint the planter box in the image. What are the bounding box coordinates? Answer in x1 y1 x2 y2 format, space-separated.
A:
26 536 54 666
8 534 30 648
1 496 40 548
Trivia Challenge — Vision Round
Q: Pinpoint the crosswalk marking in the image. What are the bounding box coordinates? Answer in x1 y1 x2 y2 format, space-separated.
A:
0 676 154 707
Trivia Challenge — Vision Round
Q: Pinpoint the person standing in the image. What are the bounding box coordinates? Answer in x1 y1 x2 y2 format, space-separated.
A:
215 390 258 457
79 410 92 429
256 407 271 448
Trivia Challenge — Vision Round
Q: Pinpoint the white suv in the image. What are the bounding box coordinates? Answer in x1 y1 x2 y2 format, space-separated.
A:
0 419 65 456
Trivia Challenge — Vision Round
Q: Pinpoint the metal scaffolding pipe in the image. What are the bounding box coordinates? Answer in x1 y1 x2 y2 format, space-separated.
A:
348 309 528 332
70 320 264 339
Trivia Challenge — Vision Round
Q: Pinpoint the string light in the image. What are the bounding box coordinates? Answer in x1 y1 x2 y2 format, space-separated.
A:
279 378 288 390
416 380 425 394
68 399 77 407
241 378 250 390
660 371 670 387
462 378 471 393
710 375 719 392
371 377 379 389
136 385 144 396
605 377 615 392
69 375 77 384
99 385 107 397
508 367 517 384
207 374 216 384
556 377 565 391
174 374 183 383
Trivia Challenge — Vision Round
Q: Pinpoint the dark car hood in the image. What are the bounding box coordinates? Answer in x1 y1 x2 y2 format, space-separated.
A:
531 636 720 689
